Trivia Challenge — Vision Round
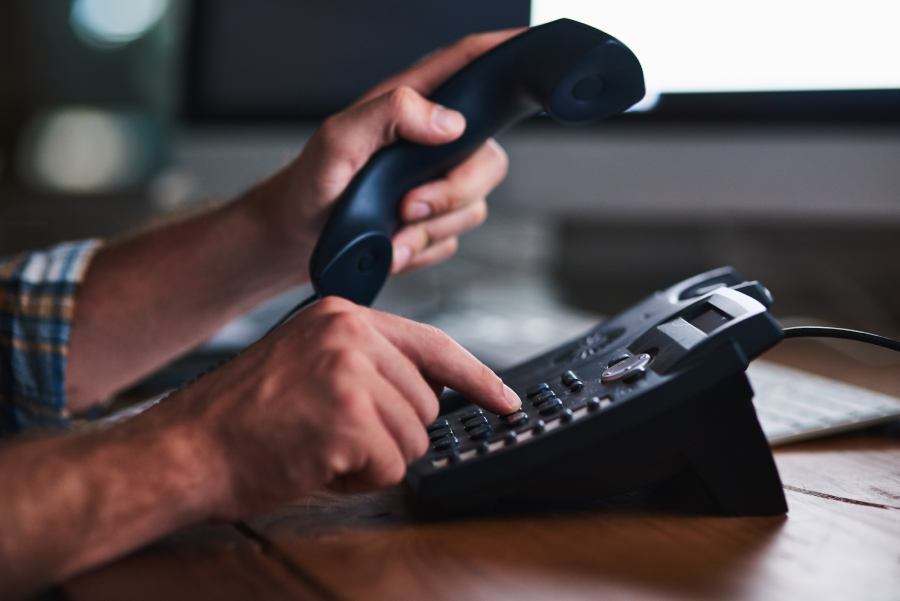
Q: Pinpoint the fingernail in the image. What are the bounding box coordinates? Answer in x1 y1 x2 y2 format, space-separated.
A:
393 245 412 271
406 201 431 221
431 105 465 135
503 384 522 412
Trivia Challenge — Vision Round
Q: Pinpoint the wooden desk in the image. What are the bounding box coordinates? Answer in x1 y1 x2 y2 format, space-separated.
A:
61 342 900 601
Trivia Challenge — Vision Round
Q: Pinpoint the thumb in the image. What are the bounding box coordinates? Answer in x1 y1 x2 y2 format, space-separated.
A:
321 85 466 169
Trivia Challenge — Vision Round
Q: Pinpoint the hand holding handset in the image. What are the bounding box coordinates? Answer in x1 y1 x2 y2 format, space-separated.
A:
309 18 645 305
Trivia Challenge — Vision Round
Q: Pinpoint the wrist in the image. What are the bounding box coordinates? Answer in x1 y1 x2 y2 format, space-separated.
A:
107 411 224 525
234 173 317 287
46 411 230 580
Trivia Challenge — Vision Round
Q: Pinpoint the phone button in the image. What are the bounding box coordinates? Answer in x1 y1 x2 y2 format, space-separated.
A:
538 399 564 415
561 370 578 385
459 408 483 422
427 419 450 433
429 428 452 441
531 390 556 404
468 424 493 440
432 436 459 451
464 417 489 431
601 353 652 383
501 410 528 427
526 383 551 397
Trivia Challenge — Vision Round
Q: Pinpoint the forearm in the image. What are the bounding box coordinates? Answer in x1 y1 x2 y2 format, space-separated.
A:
0 411 222 598
67 185 305 411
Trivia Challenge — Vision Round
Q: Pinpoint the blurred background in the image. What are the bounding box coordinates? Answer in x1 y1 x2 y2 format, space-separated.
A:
2 0 900 375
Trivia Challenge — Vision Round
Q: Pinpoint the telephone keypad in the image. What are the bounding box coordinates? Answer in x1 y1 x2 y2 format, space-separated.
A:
425 362 624 466
425 347 641 468
429 429 451 442
464 417 489 431
427 419 450 433
561 370 579 385
538 400 563 415
432 436 459 451
526 383 551 397
531 390 556 404
502 410 528 427
459 408 484 422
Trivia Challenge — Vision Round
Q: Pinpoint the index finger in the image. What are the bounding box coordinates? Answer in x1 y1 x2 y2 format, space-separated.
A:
368 309 522 415
358 29 526 103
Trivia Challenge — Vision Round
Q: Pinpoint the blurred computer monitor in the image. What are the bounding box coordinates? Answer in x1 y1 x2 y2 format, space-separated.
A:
184 0 529 122
185 0 899 124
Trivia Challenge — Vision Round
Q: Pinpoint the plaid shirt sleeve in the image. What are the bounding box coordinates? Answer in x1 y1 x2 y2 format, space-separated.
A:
0 240 102 435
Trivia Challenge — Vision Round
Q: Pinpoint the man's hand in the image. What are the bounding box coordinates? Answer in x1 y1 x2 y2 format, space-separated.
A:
171 297 522 520
67 29 523 411
247 29 522 274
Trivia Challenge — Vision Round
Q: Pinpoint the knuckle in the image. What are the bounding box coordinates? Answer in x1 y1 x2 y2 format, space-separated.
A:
316 295 354 314
314 117 368 177
333 387 372 426
419 324 455 367
457 33 480 53
388 85 418 116
323 445 353 478
315 116 345 153
321 310 367 340
469 201 488 226
328 348 370 378
404 225 430 252
421 322 452 348
428 193 453 214
441 237 459 257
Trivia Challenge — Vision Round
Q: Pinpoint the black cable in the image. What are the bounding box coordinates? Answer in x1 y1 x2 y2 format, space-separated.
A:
264 292 321 336
174 293 320 390
782 326 900 354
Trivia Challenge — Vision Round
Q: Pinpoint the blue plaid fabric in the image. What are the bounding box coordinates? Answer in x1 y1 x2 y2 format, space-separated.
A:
0 240 101 435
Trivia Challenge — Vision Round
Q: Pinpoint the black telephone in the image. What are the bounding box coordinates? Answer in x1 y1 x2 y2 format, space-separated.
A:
407 267 788 517
304 19 789 517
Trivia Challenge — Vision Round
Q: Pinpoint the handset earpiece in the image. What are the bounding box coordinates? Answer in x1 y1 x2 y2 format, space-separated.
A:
309 18 645 306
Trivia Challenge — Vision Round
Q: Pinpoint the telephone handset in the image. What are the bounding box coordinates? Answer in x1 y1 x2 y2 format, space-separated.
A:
309 18 645 306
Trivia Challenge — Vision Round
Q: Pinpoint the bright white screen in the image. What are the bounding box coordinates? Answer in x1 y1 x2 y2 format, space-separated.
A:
533 1 900 109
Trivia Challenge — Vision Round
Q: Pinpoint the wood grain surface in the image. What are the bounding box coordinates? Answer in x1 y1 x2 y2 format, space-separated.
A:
236 432 900 601
58 344 900 601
